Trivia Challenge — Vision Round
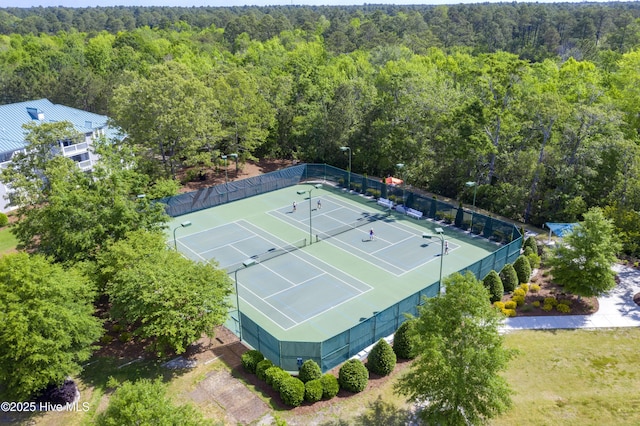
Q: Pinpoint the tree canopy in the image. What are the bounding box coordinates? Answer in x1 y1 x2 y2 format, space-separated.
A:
547 207 621 298
395 271 514 425
0 253 102 401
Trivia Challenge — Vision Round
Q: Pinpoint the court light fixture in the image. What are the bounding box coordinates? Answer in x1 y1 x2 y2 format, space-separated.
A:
340 146 351 192
422 227 445 294
396 163 406 205
234 258 257 342
172 221 192 250
297 183 322 245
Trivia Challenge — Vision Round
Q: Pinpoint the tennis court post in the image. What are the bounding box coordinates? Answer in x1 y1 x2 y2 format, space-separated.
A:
234 258 256 341
297 183 322 244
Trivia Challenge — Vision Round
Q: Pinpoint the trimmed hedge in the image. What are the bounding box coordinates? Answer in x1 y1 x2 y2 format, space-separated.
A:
483 270 504 303
523 236 538 254
298 359 322 383
0 213 7 227
304 379 323 403
279 377 305 407
393 319 417 360
256 359 274 381
338 359 369 393
367 339 396 376
513 255 532 284
320 374 340 399
265 366 288 389
500 263 519 293
241 350 264 374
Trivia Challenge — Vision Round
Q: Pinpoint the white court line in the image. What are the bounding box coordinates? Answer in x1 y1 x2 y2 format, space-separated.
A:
262 215 374 293
177 239 207 262
267 271 328 298
370 234 416 255
199 234 257 256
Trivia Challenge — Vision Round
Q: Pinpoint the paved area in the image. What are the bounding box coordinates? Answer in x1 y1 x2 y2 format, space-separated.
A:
502 264 640 331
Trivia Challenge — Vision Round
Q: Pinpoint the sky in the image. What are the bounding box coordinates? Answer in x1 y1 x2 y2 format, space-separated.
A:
7 0 603 8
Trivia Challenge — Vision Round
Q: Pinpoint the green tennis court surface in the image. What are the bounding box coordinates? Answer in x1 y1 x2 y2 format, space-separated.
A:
171 184 495 340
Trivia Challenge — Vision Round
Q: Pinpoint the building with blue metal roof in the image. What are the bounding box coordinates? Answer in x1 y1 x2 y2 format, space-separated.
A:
0 99 123 213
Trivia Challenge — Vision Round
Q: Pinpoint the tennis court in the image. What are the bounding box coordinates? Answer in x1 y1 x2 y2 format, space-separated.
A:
167 165 522 371
270 194 459 276
177 219 371 330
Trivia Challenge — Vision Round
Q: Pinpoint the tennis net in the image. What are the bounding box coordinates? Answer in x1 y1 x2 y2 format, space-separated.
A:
225 238 307 273
316 213 384 242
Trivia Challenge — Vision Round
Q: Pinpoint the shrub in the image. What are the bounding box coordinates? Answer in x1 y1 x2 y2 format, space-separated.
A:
0 213 8 227
503 309 517 317
270 369 292 393
519 283 529 293
279 377 305 407
338 359 369 393
118 332 132 342
241 350 264 374
504 301 517 310
393 319 417 360
493 301 505 310
544 297 558 307
520 304 533 313
532 301 541 308
527 252 541 269
556 303 571 313
542 303 554 312
558 299 573 307
512 295 525 306
513 255 532 284
265 366 286 387
530 284 541 293
100 335 114 345
523 236 538 254
513 288 526 298
482 270 504 303
111 324 124 333
320 374 340 399
256 359 274 381
500 264 519 293
37 379 77 404
367 339 396 376
304 379 323 403
298 359 322 383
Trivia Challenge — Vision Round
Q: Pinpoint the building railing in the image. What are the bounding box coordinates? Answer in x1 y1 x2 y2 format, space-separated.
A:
62 142 89 156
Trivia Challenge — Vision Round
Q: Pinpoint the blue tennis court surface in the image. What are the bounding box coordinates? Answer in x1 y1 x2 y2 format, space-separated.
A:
270 195 458 275
176 218 372 330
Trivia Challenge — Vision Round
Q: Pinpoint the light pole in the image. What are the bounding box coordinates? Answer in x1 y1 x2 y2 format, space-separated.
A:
173 221 192 250
423 227 445 294
297 183 322 244
396 163 405 206
340 146 351 191
228 153 238 174
234 258 256 341
465 181 477 233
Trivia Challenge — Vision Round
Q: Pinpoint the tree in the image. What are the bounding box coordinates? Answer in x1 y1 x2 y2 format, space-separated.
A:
97 378 209 426
500 263 519 293
483 270 504 303
395 271 514 425
2 138 169 264
547 207 621 298
0 253 102 401
97 230 233 356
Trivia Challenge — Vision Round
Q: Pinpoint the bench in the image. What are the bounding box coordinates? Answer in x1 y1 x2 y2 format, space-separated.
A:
407 208 423 220
377 197 393 209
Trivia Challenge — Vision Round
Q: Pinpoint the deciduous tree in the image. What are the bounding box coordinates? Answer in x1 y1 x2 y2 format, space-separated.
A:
395 271 514 425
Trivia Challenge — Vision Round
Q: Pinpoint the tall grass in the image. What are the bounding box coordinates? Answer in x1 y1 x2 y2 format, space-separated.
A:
0 226 17 254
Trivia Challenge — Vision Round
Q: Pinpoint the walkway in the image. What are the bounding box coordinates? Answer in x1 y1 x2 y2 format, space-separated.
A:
502 264 640 331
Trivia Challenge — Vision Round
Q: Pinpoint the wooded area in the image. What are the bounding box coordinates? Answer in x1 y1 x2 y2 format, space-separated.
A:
1 3 639 256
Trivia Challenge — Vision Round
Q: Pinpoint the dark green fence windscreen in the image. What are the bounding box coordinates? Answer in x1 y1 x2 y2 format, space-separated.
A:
162 164 523 372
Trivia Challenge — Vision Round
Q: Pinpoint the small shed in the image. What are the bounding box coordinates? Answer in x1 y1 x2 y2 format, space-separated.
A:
544 222 578 243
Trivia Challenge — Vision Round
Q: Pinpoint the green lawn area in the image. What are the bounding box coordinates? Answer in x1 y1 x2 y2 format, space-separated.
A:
0 226 17 254
24 328 640 425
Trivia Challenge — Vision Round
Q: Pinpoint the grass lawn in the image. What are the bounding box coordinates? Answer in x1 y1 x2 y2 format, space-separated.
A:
28 328 640 425
0 226 17 254
494 328 640 425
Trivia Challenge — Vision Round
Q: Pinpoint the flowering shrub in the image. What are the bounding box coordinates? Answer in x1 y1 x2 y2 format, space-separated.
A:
519 283 529 293
503 309 517 317
493 301 505 310
512 295 525 306
513 288 526 298
505 301 517 310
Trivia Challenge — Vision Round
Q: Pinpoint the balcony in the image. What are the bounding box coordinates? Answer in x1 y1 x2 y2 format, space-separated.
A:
62 142 89 156
77 159 93 171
